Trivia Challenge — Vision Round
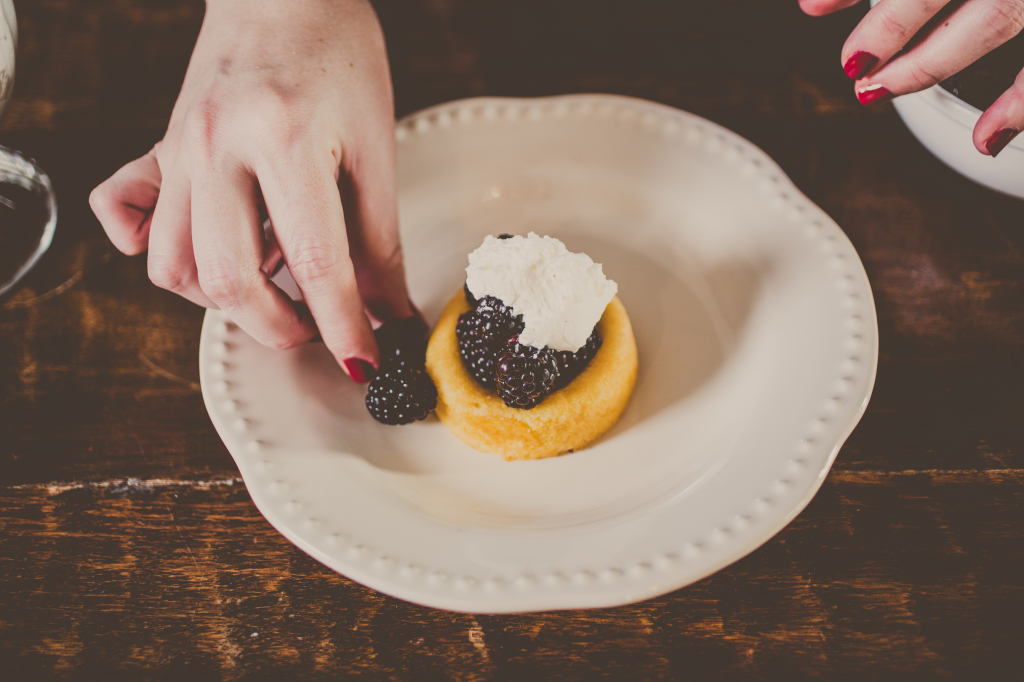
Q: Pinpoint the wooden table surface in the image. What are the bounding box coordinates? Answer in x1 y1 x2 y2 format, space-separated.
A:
3 1 1023 679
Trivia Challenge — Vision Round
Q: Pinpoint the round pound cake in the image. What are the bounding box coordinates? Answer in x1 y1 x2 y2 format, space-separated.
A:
426 291 638 461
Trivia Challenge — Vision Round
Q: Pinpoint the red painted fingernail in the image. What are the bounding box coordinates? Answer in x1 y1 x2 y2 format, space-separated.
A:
343 358 376 383
844 51 878 80
985 128 1020 158
857 84 894 106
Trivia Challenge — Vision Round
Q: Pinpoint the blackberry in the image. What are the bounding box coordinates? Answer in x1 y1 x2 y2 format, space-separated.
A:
495 337 559 409
474 296 524 345
456 296 525 389
552 326 603 390
365 365 437 425
456 310 500 388
365 316 438 424
374 317 427 369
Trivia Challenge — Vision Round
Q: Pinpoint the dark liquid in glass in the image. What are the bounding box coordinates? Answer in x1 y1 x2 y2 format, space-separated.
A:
0 180 50 285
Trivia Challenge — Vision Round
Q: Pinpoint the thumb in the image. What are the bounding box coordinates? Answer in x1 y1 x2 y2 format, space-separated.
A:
89 148 162 255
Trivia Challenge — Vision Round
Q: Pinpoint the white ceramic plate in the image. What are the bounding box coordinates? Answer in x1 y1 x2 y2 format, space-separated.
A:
199 95 878 613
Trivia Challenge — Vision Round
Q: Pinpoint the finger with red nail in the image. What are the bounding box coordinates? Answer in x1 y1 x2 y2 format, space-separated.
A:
800 0 1024 158
974 66 1024 156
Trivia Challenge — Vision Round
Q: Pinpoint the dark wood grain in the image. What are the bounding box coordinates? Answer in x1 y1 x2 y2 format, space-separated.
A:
2 472 1021 680
2 0 1023 678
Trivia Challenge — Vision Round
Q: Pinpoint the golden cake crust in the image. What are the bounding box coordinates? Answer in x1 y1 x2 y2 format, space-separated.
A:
425 291 638 461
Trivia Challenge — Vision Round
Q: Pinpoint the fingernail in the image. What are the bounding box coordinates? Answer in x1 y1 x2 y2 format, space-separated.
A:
343 358 376 384
844 51 878 80
857 84 894 106
985 128 1020 158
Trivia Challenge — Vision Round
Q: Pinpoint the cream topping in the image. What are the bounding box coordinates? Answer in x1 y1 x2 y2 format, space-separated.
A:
465 233 617 352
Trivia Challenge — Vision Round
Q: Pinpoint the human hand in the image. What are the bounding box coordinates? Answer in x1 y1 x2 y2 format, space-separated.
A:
90 0 414 382
800 0 1024 156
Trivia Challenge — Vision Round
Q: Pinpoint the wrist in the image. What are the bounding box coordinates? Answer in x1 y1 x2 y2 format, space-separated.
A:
201 0 379 40
205 0 371 17
196 0 384 66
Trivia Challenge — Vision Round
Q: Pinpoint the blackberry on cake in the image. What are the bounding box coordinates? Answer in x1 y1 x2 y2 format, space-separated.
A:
455 309 501 389
463 282 478 308
473 296 524 345
455 295 524 389
495 337 559 409
552 326 603 390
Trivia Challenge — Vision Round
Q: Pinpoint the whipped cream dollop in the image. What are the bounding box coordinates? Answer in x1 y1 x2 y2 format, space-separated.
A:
465 233 618 352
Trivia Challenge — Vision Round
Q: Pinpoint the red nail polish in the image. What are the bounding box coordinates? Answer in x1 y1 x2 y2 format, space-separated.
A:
985 128 1020 158
857 84 893 106
343 358 376 383
844 51 878 80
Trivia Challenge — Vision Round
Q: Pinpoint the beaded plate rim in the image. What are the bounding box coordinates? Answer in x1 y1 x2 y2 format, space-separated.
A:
199 94 878 613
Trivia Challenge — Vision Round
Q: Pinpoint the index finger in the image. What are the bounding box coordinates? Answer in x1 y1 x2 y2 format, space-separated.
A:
855 0 1024 102
841 0 952 79
191 160 319 350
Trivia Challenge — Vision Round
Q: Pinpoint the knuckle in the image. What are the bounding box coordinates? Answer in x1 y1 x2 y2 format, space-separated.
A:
287 242 340 288
266 334 304 351
183 99 224 154
149 256 192 293
877 10 913 43
198 260 250 306
253 89 293 130
244 86 317 158
378 244 405 276
182 83 320 167
905 60 943 90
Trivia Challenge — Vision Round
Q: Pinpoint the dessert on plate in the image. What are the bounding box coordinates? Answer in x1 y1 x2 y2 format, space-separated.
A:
425 233 637 460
